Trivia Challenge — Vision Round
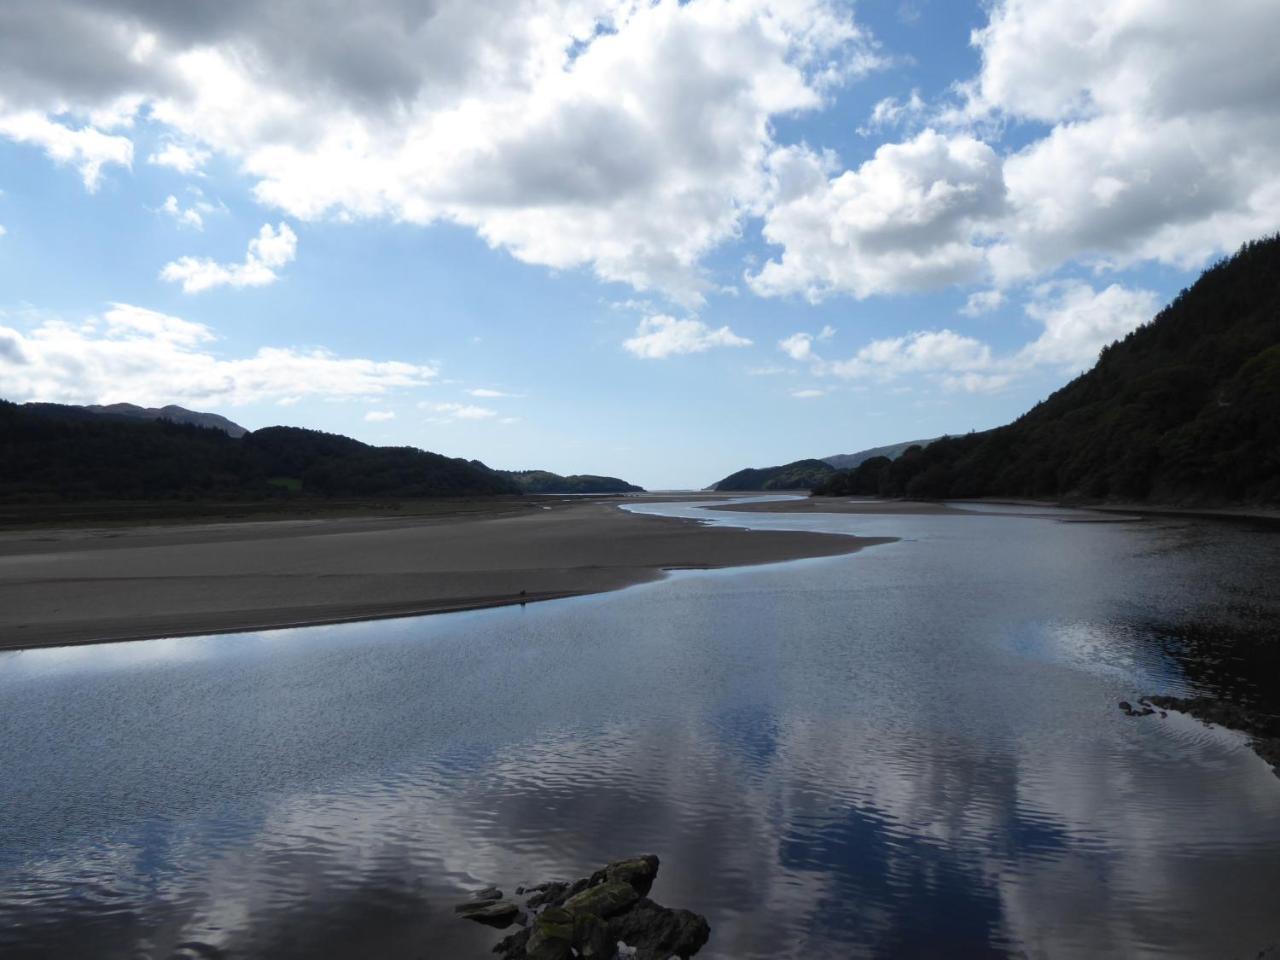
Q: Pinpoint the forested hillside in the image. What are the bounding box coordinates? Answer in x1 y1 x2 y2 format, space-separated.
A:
816 236 1280 504
823 438 941 471
712 458 836 491
0 402 519 500
500 470 643 493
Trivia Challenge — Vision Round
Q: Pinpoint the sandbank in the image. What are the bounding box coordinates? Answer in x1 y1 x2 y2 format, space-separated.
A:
0 499 892 650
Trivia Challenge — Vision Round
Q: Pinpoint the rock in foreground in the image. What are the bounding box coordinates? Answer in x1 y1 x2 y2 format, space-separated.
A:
460 855 709 960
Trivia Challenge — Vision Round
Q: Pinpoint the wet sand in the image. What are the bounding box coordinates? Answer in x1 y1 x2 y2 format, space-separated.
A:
0 499 893 650
708 497 981 516
706 495 1280 525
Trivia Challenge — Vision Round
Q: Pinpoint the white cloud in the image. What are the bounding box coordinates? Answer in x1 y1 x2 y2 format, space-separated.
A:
748 2 1280 301
419 401 497 422
778 332 815 361
827 329 994 381
777 324 835 361
160 194 204 230
364 410 395 422
0 303 438 407
1018 280 1158 369
961 289 1004 316
623 315 752 359
147 142 210 175
161 222 297 293
791 387 825 398
858 89 925 136
468 388 521 398
973 0 1280 282
4 0 1276 312
802 279 1157 392
0 0 882 304
749 130 1006 301
0 224 6 237
0 110 132 190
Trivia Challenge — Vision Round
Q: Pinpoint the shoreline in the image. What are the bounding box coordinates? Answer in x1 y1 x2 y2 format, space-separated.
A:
0 500 893 652
704 493 1280 524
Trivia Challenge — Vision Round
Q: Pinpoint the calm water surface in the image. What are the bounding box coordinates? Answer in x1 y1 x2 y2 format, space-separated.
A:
2 500 1279 959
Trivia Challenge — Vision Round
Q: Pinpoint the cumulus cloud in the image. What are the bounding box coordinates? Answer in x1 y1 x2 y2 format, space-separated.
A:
623 315 752 359
749 130 1006 300
0 303 438 406
1018 280 1159 369
827 329 994 381
147 142 209 175
751 1 1280 300
797 279 1158 392
161 222 297 293
419 401 498 422
961 289 1004 316
778 324 834 360
3 0 1275 311
0 0 880 303
160 193 204 229
974 0 1280 281
0 110 132 190
857 89 925 136
363 410 395 422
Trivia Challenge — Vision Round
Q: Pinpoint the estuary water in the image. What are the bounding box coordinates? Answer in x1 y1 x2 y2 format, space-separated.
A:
2 499 1279 959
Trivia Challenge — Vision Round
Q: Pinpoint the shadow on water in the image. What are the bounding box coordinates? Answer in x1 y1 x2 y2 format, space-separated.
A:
2 504 1280 958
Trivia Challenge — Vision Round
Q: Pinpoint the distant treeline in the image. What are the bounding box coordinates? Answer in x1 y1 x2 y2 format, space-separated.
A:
499 470 643 494
0 402 521 500
815 236 1280 504
712 459 836 492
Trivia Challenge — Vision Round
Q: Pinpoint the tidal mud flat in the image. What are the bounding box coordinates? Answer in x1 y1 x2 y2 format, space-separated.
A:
0 499 892 649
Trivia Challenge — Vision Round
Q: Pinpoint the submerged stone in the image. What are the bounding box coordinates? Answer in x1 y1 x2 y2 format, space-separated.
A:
455 898 521 927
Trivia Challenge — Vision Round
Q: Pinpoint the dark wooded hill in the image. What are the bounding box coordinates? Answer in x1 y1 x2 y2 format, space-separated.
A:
500 470 643 494
83 402 247 437
815 235 1280 505
711 458 836 492
0 401 519 501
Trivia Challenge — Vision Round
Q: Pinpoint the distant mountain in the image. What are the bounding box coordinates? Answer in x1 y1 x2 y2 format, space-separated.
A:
81 402 248 437
500 470 643 494
0 402 518 501
815 235 1280 505
823 438 942 471
711 458 836 492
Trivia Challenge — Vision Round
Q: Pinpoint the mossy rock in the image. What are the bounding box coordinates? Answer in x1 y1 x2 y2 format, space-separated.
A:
563 880 639 919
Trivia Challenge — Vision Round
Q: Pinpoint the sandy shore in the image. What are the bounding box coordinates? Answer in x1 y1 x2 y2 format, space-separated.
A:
0 499 893 650
707 497 978 516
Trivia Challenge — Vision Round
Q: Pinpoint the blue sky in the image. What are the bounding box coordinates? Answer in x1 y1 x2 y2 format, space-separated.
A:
1 1 1277 488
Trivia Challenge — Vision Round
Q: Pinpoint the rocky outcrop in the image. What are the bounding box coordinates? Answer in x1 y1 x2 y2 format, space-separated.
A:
457 855 709 960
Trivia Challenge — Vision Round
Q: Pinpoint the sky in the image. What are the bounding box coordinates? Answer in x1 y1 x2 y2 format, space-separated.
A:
1 1 1278 490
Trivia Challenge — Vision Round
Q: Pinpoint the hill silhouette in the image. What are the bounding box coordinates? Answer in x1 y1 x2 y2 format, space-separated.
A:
500 470 643 494
815 236 1280 505
712 458 836 492
0 402 520 501
84 403 247 437
824 438 942 471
